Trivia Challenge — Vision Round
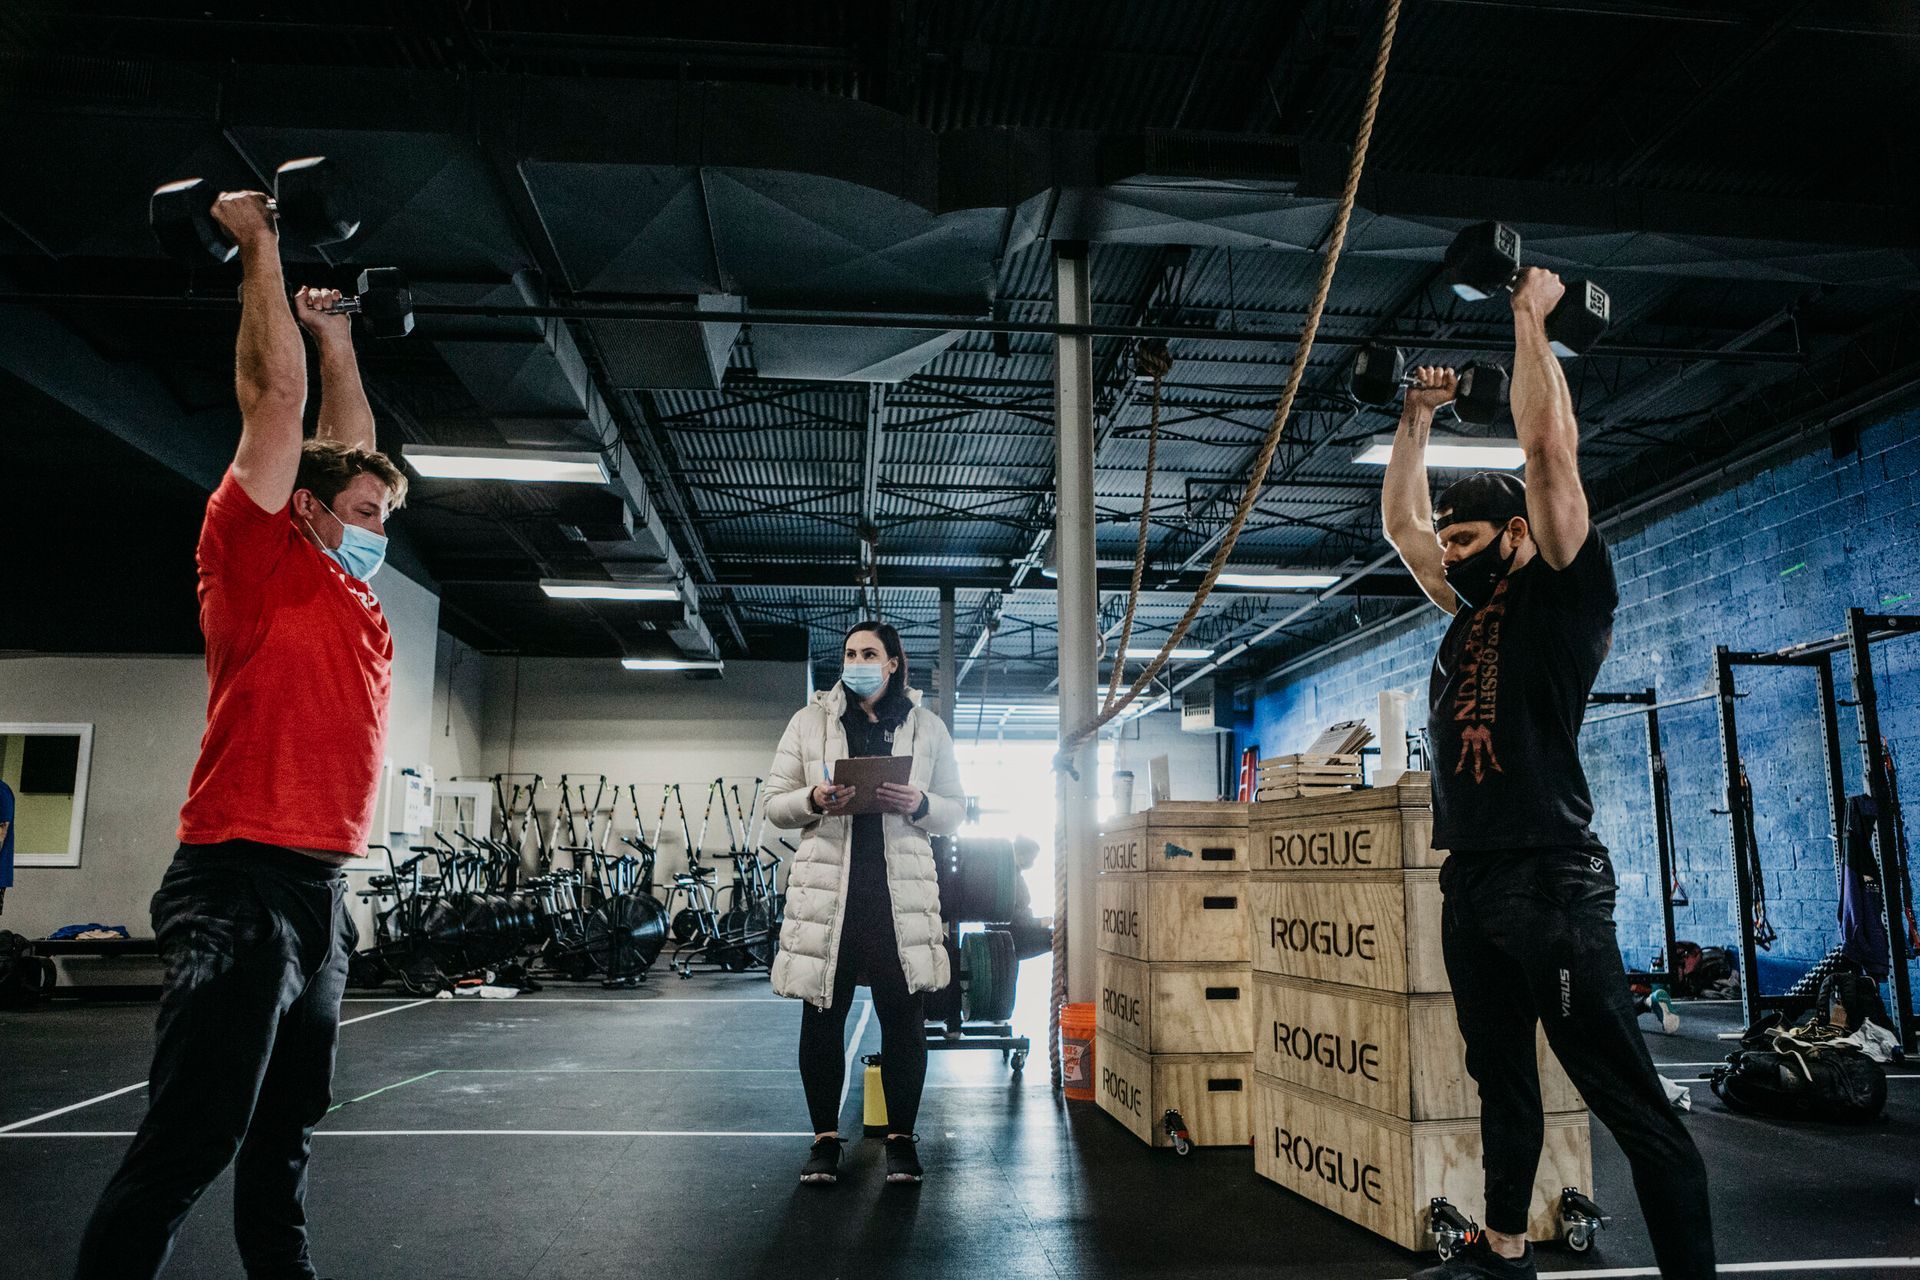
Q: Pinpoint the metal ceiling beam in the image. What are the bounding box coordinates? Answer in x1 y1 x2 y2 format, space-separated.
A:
0 291 1821 365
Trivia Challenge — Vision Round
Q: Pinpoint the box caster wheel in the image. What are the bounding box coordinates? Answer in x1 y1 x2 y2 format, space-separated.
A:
1427 1197 1476 1260
1558 1186 1610 1253
1162 1109 1192 1156
1010 1049 1027 1073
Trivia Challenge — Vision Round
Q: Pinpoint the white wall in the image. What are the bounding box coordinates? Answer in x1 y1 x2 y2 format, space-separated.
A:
1107 709 1229 806
1 568 443 943
0 656 207 938
478 657 809 874
428 631 489 787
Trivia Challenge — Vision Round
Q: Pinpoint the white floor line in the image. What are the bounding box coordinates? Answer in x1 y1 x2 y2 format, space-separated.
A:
0 999 430 1135
0 1084 148 1135
0 1129 812 1139
837 1001 874 1119
1528 1259 1920 1278
431 997 789 1004
338 999 432 1027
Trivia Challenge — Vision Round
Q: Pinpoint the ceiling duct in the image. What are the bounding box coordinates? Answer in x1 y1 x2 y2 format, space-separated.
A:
1098 130 1303 189
589 294 742 390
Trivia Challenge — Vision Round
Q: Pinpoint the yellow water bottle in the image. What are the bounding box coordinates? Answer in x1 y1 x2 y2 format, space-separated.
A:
861 1053 889 1138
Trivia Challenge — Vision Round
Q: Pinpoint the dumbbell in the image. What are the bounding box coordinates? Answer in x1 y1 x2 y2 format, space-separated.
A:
308 268 415 339
150 156 359 264
1350 343 1509 427
1442 221 1610 357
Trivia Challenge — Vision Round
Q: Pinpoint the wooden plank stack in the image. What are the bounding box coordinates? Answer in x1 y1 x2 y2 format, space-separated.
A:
1246 776 1594 1251
1254 720 1374 801
1255 753 1363 802
1094 800 1253 1148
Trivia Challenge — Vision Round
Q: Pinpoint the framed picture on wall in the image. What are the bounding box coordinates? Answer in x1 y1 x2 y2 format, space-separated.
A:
1 722 95 868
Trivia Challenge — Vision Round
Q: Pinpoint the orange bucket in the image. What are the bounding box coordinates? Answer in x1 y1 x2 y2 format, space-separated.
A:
1060 1002 1096 1100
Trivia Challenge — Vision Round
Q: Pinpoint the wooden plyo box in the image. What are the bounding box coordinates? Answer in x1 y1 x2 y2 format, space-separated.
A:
1248 870 1447 994
1098 952 1254 1055
1100 801 1251 876
1249 776 1440 873
1099 873 1251 964
1252 973 1582 1120
1095 1031 1252 1148
1252 1073 1592 1251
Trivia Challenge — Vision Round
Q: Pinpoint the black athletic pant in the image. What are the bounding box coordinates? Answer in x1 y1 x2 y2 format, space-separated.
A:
75 841 354 1280
797 874 927 1136
1441 848 1715 1279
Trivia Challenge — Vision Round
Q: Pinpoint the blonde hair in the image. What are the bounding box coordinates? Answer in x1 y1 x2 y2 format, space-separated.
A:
295 438 408 509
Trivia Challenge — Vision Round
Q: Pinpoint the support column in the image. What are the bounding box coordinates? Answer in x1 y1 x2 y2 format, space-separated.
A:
938 584 957 730
1053 241 1099 1005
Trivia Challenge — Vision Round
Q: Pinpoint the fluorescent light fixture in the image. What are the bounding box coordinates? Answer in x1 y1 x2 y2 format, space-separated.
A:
1353 434 1525 470
404 445 610 484
1215 571 1342 591
621 658 725 672
541 579 679 603
1124 647 1213 661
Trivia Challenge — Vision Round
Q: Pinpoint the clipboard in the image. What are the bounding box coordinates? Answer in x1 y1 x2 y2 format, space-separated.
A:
833 755 912 815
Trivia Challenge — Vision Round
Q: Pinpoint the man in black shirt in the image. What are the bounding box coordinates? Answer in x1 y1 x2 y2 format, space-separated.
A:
1385 269 1714 1280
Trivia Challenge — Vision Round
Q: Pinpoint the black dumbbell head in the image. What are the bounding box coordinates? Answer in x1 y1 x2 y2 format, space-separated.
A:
150 177 237 264
1545 280 1610 357
1454 362 1510 426
1445 221 1522 302
1350 342 1407 407
272 156 359 250
355 267 415 339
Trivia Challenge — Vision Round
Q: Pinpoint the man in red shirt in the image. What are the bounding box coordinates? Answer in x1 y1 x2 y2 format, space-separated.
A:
75 187 407 1280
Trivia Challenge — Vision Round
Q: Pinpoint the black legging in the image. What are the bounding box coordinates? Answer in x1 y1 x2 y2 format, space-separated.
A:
1442 848 1715 1279
798 880 927 1136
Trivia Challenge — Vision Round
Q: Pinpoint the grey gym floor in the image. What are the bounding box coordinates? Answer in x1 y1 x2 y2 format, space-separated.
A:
2 961 1916 1280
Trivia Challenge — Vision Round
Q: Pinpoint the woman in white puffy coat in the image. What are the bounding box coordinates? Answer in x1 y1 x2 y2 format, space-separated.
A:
763 620 965 1187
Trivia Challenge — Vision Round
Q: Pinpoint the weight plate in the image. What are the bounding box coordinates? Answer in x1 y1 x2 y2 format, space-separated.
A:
671 908 704 944
983 932 1013 1020
956 932 990 1020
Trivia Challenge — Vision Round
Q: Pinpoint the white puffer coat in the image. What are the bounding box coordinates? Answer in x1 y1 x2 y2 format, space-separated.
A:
764 684 965 1007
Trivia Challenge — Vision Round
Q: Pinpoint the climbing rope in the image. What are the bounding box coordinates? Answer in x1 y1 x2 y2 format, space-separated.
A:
1049 0 1405 1093
1104 339 1172 714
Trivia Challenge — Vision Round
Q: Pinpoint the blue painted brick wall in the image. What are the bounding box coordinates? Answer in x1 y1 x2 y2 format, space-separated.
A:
1250 401 1920 999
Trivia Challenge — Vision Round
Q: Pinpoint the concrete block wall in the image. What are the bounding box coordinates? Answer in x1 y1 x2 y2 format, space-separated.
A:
1249 401 1920 996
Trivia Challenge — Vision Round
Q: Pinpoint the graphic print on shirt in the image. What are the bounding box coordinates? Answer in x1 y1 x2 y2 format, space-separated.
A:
1450 576 1510 784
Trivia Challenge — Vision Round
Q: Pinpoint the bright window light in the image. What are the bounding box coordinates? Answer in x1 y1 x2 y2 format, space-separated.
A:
404 446 610 484
542 580 679 602
621 658 724 672
1353 434 1525 470
1123 647 1213 661
1215 571 1342 591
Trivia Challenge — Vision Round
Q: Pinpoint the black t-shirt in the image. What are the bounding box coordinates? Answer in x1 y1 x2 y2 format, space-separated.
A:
1428 526 1619 853
840 703 904 898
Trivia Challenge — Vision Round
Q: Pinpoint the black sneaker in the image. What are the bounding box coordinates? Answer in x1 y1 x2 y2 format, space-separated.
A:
1409 1235 1535 1280
884 1134 923 1184
800 1136 843 1185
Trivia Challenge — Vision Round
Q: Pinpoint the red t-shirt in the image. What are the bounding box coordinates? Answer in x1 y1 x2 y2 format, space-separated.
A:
176 469 393 857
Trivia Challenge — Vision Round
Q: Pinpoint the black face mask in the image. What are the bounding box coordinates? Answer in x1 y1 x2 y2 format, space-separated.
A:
1445 533 1515 611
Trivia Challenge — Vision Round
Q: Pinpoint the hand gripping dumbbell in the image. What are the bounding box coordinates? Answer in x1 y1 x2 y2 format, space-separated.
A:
1350 342 1509 426
1443 221 1610 357
150 156 359 263
311 268 415 339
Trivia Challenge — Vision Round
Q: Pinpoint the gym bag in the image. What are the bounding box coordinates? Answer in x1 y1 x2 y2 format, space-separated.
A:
1710 1024 1886 1123
0 930 55 1008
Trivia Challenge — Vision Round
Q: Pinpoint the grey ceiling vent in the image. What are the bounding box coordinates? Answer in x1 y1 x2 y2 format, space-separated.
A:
1099 131 1303 188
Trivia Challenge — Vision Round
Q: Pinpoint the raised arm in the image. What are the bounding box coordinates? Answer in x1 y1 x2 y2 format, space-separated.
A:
1509 268 1589 568
216 193 307 512
1380 367 1459 615
294 287 377 453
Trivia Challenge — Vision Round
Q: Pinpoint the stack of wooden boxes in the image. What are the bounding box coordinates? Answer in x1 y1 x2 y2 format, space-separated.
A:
1094 800 1254 1147
1247 774 1593 1250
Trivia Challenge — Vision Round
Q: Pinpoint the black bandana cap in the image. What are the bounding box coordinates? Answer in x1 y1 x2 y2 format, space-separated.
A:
1433 471 1527 532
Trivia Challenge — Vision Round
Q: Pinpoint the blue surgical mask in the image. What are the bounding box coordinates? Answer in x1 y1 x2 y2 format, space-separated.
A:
842 663 889 698
305 499 387 583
